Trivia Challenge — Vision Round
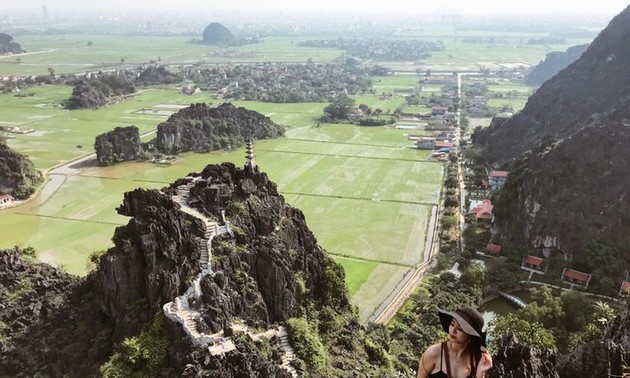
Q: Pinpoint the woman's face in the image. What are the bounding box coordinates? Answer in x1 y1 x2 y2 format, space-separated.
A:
448 318 471 344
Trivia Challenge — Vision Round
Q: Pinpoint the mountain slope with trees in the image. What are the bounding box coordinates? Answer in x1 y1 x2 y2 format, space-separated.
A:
470 5 630 265
474 5 630 164
0 163 396 377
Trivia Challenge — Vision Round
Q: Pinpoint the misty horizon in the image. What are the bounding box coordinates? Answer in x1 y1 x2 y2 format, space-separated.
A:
3 0 628 17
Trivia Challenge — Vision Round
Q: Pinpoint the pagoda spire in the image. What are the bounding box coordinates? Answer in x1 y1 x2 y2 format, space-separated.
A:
245 138 256 171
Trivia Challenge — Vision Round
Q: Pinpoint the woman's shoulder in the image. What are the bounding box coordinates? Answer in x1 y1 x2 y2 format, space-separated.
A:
423 342 444 360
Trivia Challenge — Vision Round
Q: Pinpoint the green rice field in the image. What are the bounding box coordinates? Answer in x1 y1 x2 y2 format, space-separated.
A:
0 84 443 319
2 23 576 319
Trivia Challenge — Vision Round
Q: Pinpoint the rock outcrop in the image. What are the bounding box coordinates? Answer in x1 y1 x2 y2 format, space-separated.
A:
474 5 630 164
0 136 42 199
64 72 136 110
94 126 142 166
201 22 234 45
156 103 284 154
0 33 24 55
492 117 630 259
0 162 391 377
525 44 589 86
472 5 630 264
135 66 183 86
490 303 630 378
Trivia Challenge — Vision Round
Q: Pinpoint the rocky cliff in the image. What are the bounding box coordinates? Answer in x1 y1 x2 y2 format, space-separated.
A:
0 162 391 377
156 103 284 154
490 302 630 378
94 126 142 166
524 44 589 87
471 5 630 265
0 136 42 199
491 112 630 261
0 33 24 55
474 5 630 164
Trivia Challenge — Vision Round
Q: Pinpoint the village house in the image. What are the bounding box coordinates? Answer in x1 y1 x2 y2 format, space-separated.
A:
521 255 545 273
620 281 630 296
561 268 592 288
489 170 509 191
485 242 502 256
431 105 449 116
0 194 14 206
434 141 454 152
416 137 436 150
472 199 493 223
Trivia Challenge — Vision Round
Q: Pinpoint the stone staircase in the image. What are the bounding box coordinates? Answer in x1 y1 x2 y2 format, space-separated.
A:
278 326 298 377
162 176 299 376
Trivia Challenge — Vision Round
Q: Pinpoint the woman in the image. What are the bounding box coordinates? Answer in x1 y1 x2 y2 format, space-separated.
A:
417 306 493 378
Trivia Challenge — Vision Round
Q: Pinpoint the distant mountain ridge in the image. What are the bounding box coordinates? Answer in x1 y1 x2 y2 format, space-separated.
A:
525 44 589 86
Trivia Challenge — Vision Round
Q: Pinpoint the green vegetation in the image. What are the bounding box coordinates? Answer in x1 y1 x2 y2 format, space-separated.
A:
100 314 170 378
286 317 328 368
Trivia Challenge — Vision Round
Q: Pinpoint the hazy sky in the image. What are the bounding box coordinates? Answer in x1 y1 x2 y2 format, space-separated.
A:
4 0 629 16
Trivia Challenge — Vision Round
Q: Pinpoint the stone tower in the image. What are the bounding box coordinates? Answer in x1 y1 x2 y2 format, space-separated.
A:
245 139 256 171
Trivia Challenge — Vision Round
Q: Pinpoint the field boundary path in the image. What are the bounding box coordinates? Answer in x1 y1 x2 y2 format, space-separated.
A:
369 204 440 324
162 176 298 377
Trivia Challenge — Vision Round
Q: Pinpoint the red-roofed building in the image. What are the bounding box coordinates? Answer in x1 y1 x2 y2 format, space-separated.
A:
489 170 509 191
0 194 14 205
472 199 493 223
486 242 502 256
561 268 592 288
434 141 454 149
620 281 630 296
521 255 545 273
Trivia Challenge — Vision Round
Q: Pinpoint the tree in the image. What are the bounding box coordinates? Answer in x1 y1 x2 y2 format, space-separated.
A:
47 67 55 78
490 314 556 351
518 286 564 329
323 94 355 121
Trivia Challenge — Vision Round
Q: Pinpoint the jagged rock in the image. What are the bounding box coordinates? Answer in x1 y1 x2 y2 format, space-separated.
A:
0 136 42 199
94 125 142 166
492 120 630 256
473 5 630 260
156 103 284 154
475 5 630 163
489 334 560 378
490 304 630 378
0 162 386 377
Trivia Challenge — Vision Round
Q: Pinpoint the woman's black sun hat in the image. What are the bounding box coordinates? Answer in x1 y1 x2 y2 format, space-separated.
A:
438 306 487 346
